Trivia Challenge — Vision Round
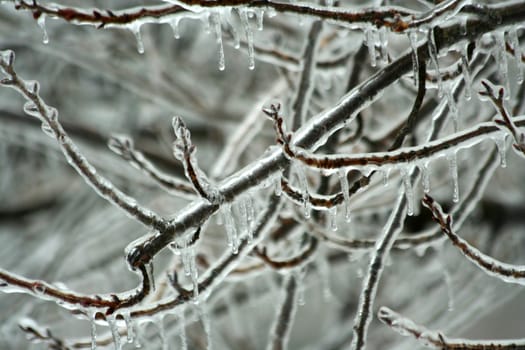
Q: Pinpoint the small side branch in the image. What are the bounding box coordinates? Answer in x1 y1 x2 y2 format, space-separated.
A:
254 237 319 270
480 80 525 157
108 134 196 198
172 117 222 203
378 306 525 349
422 194 525 285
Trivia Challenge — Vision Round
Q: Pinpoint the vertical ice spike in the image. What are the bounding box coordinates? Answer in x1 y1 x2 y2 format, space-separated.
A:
179 311 188 350
240 9 255 70
448 152 459 203
421 162 431 194
146 262 156 292
366 27 377 67
409 31 419 87
223 204 238 253
237 198 248 237
495 31 510 98
509 27 523 84
329 206 338 232
123 312 135 344
158 316 168 350
170 18 181 39
128 23 144 54
255 9 264 31
296 164 311 218
212 12 225 71
317 255 333 302
198 306 213 350
37 15 49 44
460 54 472 101
495 134 508 168
338 169 351 222
382 168 390 187
107 316 122 350
442 267 455 311
401 167 414 216
428 28 442 97
379 27 388 64
90 312 97 350
445 81 459 132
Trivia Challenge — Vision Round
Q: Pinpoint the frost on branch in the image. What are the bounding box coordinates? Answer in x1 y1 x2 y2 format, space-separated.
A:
2 1 525 349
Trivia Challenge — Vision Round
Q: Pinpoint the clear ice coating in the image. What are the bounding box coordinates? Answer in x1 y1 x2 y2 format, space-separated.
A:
170 18 181 39
128 23 144 54
365 27 377 67
107 316 122 350
329 206 338 231
90 312 97 350
421 162 431 193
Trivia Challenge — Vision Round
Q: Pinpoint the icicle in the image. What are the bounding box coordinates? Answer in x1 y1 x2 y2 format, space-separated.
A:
190 250 199 301
378 26 388 64
329 206 338 232
123 313 135 344
41 122 55 138
460 55 472 101
201 12 211 34
508 27 523 84
445 81 459 132
224 8 240 49
428 28 442 97
146 262 156 292
240 9 255 70
37 15 49 44
90 312 97 350
338 169 351 222
175 311 186 350
107 316 122 350
365 27 377 67
317 255 332 302
274 172 282 196
223 204 238 253
236 198 248 237
295 164 311 218
421 162 431 193
170 18 181 39
409 31 419 86
447 152 459 203
197 306 213 350
382 168 390 187
442 267 455 311
494 32 510 99
295 270 306 306
128 23 144 54
254 9 264 31
460 16 468 36
158 317 168 350
211 12 225 71
401 167 414 216
495 134 508 168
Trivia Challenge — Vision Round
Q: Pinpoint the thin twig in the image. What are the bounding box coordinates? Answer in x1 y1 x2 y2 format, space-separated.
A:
378 306 525 349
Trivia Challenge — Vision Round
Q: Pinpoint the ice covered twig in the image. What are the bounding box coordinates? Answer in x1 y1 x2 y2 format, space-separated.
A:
480 80 525 158
422 194 525 285
108 134 196 198
378 306 525 349
0 50 169 234
172 116 222 203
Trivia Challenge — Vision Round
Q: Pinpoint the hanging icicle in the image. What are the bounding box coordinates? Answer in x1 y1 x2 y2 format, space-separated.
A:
447 152 460 203
338 169 351 222
401 167 414 216
211 12 225 71
409 31 419 86
36 14 49 44
428 28 442 97
240 9 255 70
